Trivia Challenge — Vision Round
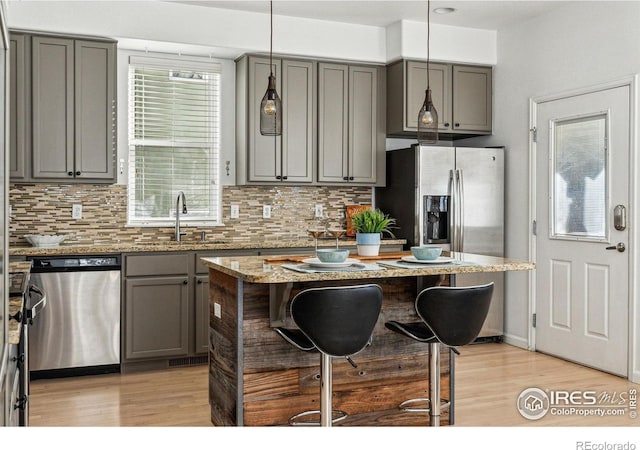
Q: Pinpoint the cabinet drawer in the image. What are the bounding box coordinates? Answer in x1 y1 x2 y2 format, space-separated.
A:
125 253 190 277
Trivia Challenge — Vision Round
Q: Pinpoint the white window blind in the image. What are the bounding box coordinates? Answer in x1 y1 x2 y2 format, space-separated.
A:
128 55 221 225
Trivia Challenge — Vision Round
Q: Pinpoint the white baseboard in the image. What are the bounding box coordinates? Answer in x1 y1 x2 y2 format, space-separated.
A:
502 333 529 350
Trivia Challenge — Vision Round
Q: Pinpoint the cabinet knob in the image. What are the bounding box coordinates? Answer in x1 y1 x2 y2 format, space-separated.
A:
349 176 354 181
275 175 282 180
343 176 349 181
444 122 450 127
183 280 188 285
454 123 460 128
197 279 203 284
75 171 81 176
68 171 74 176
282 176 288 180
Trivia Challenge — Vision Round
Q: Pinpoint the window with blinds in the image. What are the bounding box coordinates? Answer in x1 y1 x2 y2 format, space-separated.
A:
128 55 221 225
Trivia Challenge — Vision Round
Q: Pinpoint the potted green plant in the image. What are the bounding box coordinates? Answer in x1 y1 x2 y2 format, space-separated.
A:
351 208 396 256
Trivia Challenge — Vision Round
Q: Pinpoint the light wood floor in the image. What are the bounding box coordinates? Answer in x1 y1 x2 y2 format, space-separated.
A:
27 343 638 427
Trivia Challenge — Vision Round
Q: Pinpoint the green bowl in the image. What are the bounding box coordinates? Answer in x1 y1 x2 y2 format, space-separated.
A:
411 246 442 260
316 249 350 263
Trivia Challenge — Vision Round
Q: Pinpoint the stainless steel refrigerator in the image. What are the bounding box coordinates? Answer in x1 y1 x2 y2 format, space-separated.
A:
376 144 504 339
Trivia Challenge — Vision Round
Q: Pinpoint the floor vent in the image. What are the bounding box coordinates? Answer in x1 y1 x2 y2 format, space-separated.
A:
169 356 208 367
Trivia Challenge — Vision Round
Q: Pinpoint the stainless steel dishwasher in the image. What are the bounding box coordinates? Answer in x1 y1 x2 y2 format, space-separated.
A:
28 255 121 378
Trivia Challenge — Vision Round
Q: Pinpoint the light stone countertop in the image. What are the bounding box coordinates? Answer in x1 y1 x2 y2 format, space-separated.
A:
200 251 536 284
8 238 406 257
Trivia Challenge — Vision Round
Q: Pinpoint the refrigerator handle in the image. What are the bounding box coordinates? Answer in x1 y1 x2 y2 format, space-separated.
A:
457 169 465 251
449 169 457 251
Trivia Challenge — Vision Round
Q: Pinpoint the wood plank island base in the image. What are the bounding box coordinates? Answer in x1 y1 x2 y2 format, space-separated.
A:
201 252 535 426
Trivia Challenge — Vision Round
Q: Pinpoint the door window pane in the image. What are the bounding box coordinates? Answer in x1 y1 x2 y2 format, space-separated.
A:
551 113 608 240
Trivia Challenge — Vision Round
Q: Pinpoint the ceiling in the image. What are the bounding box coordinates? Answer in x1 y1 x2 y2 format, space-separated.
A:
173 0 573 30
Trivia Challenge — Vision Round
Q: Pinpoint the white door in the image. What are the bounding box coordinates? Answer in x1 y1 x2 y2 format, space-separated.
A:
535 85 630 376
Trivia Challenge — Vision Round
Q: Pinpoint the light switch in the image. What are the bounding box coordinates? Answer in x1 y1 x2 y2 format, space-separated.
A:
214 302 222 319
263 205 271 219
230 204 239 219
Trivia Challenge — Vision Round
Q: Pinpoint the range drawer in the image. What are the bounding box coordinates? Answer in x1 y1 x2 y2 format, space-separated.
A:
125 253 190 277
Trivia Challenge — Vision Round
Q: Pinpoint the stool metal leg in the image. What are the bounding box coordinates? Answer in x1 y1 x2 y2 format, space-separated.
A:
288 352 348 426
429 342 440 426
320 353 332 427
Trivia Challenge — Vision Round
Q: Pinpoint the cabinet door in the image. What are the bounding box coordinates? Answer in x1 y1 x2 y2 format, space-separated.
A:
248 56 282 182
9 34 26 180
452 65 492 132
125 277 189 360
349 65 377 183
281 59 314 182
195 275 210 354
32 36 75 179
74 40 116 180
318 62 349 183
405 61 451 131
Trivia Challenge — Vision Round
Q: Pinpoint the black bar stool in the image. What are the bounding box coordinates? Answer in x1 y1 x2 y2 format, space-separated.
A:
384 282 494 426
275 284 383 427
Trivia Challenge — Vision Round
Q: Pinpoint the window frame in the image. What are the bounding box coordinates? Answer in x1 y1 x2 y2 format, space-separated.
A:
126 54 223 227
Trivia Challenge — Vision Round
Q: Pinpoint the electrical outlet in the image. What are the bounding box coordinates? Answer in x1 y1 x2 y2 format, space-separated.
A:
315 204 323 218
214 302 221 319
72 204 82 219
263 205 271 219
230 204 240 219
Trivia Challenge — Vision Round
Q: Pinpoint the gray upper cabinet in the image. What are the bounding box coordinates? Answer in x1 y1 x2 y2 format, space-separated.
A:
74 40 117 180
9 34 27 179
237 55 315 184
32 36 75 179
452 65 492 133
403 61 451 131
318 63 384 184
386 60 492 138
10 31 116 183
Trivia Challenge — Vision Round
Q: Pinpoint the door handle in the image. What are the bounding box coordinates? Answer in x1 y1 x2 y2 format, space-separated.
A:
614 205 626 231
605 242 626 252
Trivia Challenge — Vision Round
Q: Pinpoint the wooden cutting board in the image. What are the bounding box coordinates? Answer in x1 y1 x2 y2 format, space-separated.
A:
264 252 410 263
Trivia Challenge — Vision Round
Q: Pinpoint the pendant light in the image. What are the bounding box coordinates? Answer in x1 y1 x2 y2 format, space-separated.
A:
260 1 282 136
417 0 438 144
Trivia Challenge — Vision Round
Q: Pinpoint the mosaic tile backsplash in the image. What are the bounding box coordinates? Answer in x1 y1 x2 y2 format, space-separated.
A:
9 184 372 246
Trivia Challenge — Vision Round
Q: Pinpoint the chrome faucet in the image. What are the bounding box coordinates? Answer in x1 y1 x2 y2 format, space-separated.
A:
175 191 188 242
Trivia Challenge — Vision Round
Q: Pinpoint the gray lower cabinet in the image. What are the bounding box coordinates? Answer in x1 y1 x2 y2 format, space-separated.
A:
236 55 315 184
6 343 20 426
123 250 260 368
318 63 385 185
9 31 116 183
123 253 191 363
386 60 492 138
125 277 190 360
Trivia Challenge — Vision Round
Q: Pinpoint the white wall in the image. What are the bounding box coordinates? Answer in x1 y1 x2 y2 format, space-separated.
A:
6 1 496 64
461 1 640 351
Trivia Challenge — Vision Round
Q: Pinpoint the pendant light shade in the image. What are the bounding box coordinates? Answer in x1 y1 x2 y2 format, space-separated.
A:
417 88 438 144
417 0 438 145
260 1 282 136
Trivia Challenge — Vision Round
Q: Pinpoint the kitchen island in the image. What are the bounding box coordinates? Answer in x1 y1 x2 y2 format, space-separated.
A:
201 251 535 426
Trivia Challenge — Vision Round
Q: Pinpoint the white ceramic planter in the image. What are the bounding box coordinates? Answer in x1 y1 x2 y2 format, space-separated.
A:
356 232 381 257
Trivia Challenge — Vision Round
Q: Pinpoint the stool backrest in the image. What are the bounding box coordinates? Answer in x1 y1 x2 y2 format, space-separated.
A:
415 282 494 347
290 284 383 358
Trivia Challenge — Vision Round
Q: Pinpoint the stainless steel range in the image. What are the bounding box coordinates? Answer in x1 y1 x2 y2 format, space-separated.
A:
28 255 121 377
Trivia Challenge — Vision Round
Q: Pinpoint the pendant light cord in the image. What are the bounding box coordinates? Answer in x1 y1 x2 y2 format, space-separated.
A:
269 0 273 76
426 0 430 89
